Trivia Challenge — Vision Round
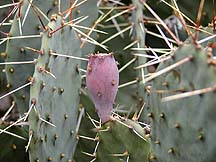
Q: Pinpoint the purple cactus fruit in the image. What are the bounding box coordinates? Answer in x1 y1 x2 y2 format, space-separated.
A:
86 53 119 123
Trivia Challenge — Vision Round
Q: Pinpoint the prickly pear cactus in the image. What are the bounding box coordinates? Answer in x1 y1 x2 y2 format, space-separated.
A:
72 0 98 56
96 119 150 162
4 0 98 114
132 0 147 112
0 0 12 91
86 53 119 123
0 123 29 162
4 0 70 114
1 0 216 162
0 0 13 52
28 15 82 162
148 43 216 162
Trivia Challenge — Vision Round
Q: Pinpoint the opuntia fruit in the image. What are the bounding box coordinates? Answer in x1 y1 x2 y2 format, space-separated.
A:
86 53 119 123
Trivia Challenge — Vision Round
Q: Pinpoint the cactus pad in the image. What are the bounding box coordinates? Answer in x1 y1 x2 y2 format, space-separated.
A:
28 15 82 162
148 43 216 162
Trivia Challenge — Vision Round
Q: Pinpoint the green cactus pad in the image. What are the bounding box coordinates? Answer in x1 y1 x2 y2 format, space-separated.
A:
72 0 98 56
28 15 82 162
0 124 29 162
0 0 12 92
96 119 150 162
0 0 12 52
148 43 216 162
132 0 148 112
4 0 70 114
